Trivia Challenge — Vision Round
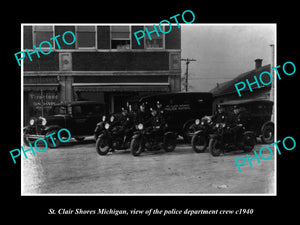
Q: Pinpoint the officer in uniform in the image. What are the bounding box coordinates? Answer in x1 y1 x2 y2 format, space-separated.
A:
228 105 246 142
156 101 165 116
211 104 227 123
119 107 134 144
134 102 151 127
149 107 166 138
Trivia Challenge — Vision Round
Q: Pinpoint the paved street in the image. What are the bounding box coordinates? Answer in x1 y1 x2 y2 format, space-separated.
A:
22 137 275 195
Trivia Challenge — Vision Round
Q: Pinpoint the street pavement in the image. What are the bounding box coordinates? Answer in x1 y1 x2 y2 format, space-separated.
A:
22 137 275 195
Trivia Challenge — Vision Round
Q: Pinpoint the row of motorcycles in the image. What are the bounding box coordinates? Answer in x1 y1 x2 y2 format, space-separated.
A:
94 114 177 157
190 116 256 156
94 109 256 157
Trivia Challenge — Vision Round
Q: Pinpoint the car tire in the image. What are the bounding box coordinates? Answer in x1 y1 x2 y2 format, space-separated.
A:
45 130 61 148
261 124 274 144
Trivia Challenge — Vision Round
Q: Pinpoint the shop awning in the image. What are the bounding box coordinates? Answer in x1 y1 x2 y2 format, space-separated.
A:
23 83 59 92
72 83 170 92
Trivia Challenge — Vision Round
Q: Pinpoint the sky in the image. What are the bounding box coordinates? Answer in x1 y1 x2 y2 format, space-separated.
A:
180 24 276 92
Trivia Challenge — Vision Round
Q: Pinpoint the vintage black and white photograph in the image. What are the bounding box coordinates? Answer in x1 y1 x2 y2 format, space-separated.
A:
21 23 276 195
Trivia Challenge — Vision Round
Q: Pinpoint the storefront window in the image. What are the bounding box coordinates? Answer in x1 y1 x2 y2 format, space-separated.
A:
28 92 59 116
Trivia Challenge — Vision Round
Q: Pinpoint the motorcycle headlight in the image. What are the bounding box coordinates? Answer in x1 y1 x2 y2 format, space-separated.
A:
110 116 114 122
41 117 47 126
195 119 200 125
138 123 143 130
29 119 35 126
207 117 212 123
105 123 110 129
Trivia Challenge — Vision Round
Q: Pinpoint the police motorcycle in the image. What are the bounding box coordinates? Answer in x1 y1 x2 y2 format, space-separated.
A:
208 121 256 156
190 115 213 153
130 108 177 157
94 115 107 141
95 113 133 155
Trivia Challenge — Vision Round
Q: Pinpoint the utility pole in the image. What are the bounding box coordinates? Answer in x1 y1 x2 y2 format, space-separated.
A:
181 58 196 92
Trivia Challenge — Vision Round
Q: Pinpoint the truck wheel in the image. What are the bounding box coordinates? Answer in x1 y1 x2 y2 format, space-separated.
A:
96 136 110 155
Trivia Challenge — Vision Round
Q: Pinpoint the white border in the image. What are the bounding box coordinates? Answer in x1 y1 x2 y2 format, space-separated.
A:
21 23 277 196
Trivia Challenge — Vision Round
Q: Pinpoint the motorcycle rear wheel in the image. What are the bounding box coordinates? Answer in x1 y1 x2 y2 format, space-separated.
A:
163 135 176 152
243 133 256 153
209 138 221 156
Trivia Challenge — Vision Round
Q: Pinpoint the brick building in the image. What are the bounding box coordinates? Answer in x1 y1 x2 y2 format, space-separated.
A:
23 24 181 123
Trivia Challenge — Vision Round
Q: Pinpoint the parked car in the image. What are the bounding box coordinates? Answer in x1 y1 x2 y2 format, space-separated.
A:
24 101 105 148
219 99 274 143
138 92 213 141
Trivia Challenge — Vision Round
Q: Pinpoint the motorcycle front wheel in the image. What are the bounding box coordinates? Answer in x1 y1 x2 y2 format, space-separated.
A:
209 138 222 156
191 133 208 153
130 138 144 156
96 136 110 155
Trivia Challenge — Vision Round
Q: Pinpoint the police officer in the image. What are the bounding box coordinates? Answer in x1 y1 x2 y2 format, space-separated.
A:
134 103 151 127
229 105 246 142
119 107 133 128
119 107 134 144
149 107 166 138
212 104 227 123
156 101 165 116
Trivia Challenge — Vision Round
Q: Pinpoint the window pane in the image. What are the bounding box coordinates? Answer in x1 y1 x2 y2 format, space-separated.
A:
35 26 53 32
111 26 130 32
111 32 130 39
111 26 130 39
77 32 95 48
35 32 54 47
145 38 163 48
145 26 163 40
77 26 95 32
